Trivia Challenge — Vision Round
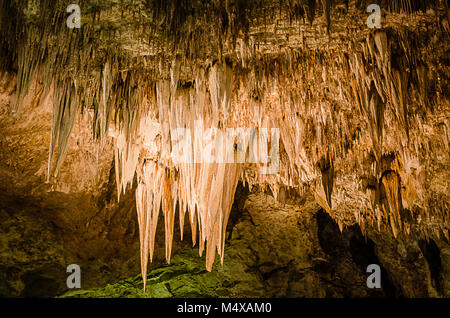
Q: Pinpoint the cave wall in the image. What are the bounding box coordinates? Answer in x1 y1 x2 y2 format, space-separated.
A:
61 192 449 298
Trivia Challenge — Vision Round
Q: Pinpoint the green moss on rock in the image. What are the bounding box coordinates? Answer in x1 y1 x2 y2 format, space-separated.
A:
59 248 255 298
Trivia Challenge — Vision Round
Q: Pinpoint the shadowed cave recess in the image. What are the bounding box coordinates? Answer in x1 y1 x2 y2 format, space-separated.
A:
0 0 449 298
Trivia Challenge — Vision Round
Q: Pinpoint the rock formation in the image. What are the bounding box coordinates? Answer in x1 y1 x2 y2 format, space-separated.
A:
0 0 448 297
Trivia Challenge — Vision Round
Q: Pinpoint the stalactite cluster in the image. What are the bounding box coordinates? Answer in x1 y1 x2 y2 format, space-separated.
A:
0 0 448 287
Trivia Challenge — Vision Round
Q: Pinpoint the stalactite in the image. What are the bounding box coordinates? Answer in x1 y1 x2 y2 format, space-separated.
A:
108 62 252 288
381 170 403 238
318 153 334 209
322 0 331 34
48 79 80 178
307 0 316 26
